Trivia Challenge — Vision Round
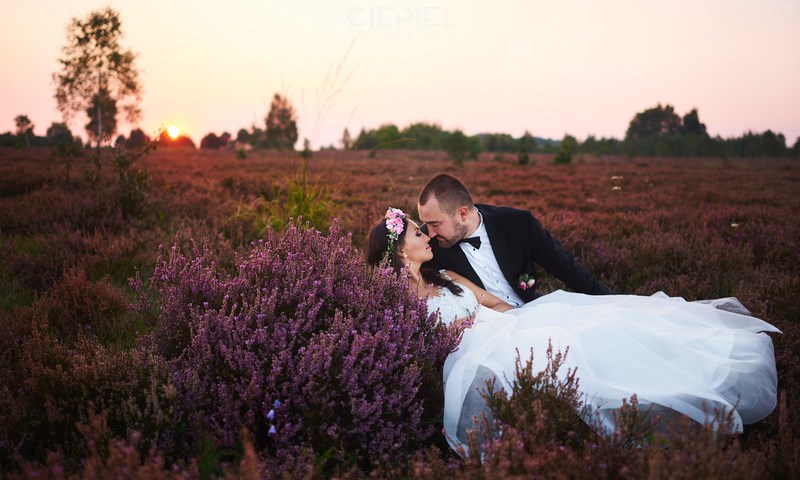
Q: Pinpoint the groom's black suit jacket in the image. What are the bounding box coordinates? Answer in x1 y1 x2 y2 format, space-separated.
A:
423 204 611 302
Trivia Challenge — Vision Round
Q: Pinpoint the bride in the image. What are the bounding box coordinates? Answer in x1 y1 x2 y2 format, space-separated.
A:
367 208 781 454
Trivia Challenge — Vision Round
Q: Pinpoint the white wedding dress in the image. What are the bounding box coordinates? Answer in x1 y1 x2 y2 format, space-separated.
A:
428 283 781 454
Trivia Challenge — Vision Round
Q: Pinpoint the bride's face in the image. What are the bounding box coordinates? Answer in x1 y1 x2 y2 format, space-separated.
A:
399 220 433 265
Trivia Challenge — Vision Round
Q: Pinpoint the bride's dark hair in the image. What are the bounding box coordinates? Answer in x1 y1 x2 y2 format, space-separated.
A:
366 216 463 296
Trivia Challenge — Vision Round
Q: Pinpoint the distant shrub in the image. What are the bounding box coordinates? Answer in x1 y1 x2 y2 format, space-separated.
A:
554 134 578 165
299 138 313 159
444 130 479 166
133 221 461 474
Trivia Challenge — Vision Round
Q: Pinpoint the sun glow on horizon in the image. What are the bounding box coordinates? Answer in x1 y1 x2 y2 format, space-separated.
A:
166 125 181 139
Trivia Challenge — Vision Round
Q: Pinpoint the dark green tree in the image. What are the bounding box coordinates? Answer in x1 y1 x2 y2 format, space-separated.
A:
14 115 33 147
200 133 222 149
680 108 708 136
761 130 786 157
554 134 578 164
444 130 478 165
354 128 378 150
517 130 535 165
341 128 352 149
264 93 298 150
401 122 444 149
54 7 141 150
84 87 118 145
46 122 74 146
127 128 149 148
236 128 251 144
481 133 517 152
300 138 313 159
375 124 401 147
625 104 682 142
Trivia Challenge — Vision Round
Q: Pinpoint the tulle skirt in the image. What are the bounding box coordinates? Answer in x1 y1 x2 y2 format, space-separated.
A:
443 290 781 453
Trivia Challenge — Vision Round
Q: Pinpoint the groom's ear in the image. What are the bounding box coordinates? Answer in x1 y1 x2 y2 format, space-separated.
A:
456 205 469 221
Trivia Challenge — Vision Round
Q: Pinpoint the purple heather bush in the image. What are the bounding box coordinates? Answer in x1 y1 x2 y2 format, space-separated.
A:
133 220 462 472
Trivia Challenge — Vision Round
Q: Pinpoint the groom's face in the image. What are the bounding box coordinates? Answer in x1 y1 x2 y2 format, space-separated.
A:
417 197 468 249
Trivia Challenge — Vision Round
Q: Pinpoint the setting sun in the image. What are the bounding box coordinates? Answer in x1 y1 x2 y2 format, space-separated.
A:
166 125 180 139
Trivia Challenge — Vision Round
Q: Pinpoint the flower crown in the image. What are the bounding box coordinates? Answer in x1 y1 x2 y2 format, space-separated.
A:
384 207 406 257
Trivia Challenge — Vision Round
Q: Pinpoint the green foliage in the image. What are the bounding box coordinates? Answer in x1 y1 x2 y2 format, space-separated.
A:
264 93 298 150
112 142 153 218
53 7 141 147
126 128 150 148
55 139 80 183
226 157 335 242
483 344 591 450
625 103 683 142
481 132 518 152
299 138 313 159
354 128 378 150
46 122 74 146
85 87 118 145
579 135 622 156
680 108 707 136
341 128 352 149
14 115 33 147
375 124 401 146
554 134 578 164
444 129 479 165
517 130 534 165
266 159 334 231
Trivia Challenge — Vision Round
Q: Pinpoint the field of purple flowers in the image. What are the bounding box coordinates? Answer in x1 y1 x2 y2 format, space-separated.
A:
0 146 798 478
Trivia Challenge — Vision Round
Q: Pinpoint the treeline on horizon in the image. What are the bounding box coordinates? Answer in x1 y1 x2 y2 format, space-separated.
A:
3 103 799 160
345 104 800 160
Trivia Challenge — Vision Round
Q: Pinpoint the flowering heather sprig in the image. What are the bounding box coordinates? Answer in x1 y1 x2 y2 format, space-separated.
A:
140 220 461 471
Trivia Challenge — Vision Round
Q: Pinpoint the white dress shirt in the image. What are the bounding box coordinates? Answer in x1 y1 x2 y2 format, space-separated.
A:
460 210 525 307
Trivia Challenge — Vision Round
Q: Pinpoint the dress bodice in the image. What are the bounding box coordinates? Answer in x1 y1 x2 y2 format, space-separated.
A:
426 281 479 325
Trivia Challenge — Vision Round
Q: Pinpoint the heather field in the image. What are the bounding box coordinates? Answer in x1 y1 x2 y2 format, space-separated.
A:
1 145 799 478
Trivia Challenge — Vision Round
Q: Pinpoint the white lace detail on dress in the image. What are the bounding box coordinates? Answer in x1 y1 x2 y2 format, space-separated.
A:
426 280 479 325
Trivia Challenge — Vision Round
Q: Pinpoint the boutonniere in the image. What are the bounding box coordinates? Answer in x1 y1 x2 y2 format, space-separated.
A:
518 274 535 290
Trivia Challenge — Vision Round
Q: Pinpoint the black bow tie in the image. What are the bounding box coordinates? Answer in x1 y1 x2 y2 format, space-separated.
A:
459 236 481 249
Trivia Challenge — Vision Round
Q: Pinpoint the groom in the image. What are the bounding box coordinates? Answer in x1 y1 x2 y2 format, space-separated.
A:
418 173 611 305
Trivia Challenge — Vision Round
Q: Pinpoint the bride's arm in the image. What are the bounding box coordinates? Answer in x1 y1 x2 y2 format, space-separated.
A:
445 270 514 312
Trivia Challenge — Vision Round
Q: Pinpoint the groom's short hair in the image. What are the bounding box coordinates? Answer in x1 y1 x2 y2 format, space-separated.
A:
419 174 474 214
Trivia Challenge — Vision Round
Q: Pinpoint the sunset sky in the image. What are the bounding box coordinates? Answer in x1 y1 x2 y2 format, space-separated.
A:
1 0 798 148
